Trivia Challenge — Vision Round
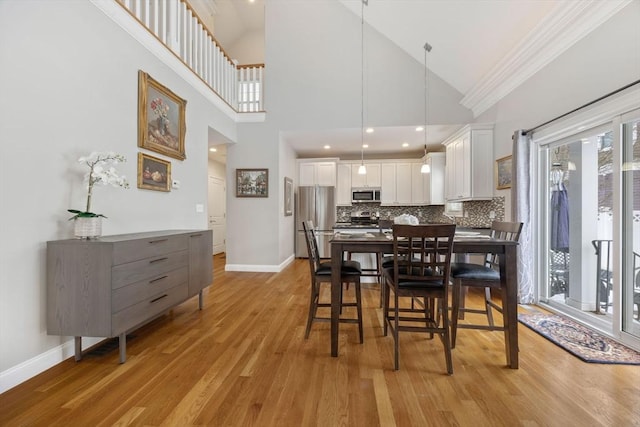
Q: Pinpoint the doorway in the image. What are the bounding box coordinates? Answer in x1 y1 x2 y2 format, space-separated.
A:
208 175 226 255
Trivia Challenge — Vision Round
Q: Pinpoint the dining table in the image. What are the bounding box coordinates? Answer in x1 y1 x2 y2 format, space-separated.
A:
329 230 520 368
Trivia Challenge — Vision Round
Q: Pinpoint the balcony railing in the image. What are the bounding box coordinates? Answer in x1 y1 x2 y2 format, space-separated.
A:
116 0 264 113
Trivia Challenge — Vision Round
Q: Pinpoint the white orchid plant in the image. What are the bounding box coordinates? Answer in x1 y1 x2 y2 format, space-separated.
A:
68 152 130 220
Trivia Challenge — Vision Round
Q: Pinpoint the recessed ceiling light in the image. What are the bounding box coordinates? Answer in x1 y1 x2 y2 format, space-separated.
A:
402 142 409 148
415 126 424 132
209 147 217 152
362 144 369 148
324 145 331 149
365 128 374 133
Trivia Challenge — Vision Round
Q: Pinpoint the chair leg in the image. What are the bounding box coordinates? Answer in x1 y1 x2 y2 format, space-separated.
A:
383 277 391 337
394 292 400 371
377 252 383 308
355 279 364 344
484 287 495 326
304 281 319 339
451 279 460 348
440 297 453 375
458 285 467 319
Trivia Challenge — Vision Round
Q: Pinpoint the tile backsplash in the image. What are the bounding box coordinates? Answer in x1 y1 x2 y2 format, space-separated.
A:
337 197 504 228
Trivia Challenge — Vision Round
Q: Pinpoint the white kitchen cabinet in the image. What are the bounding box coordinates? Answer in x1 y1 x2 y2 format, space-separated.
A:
411 163 425 205
442 124 493 201
351 163 381 188
336 162 352 206
423 152 445 205
395 163 412 205
380 163 396 205
298 160 337 187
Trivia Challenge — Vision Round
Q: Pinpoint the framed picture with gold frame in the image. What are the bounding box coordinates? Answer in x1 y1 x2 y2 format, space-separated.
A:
138 152 171 192
495 155 513 190
138 70 186 160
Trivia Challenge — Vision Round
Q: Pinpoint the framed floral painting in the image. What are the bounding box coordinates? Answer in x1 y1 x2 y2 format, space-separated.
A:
138 152 171 192
236 169 268 197
138 70 186 160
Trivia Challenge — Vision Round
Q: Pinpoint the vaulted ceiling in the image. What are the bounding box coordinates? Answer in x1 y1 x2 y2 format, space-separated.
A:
204 0 631 162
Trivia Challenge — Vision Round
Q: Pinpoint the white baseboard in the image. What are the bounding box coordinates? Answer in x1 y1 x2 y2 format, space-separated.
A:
225 254 295 273
0 337 103 394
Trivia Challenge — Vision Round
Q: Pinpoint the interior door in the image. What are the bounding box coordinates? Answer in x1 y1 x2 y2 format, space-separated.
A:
208 175 226 255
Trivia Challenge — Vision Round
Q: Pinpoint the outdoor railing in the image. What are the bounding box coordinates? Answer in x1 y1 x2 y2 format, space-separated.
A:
116 0 264 112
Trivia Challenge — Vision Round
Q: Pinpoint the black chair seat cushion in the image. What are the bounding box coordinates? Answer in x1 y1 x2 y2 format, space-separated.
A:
382 267 442 288
450 262 499 280
316 260 362 275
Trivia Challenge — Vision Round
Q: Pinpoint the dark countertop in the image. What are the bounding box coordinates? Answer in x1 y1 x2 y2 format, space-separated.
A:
334 222 380 229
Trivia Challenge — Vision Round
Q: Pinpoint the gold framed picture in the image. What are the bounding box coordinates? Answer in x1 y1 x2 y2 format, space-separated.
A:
138 152 171 192
496 155 513 190
138 70 186 160
236 169 268 197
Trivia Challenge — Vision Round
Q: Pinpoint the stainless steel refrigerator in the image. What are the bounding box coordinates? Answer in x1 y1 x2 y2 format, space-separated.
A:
295 186 336 258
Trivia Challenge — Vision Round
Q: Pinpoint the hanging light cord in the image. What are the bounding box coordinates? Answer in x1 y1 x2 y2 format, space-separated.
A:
360 0 366 167
424 42 432 154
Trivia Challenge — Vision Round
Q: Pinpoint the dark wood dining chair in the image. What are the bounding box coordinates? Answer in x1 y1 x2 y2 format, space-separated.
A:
382 223 456 373
450 221 523 348
302 220 364 343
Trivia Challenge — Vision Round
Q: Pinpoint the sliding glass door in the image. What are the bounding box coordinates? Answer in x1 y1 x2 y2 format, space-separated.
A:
534 98 640 349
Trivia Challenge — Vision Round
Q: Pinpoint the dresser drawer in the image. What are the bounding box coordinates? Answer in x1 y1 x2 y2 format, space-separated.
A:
112 283 188 335
112 266 188 313
112 234 189 265
112 250 188 289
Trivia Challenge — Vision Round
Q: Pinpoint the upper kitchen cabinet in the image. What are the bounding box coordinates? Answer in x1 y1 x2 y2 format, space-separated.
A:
351 163 381 188
298 159 337 187
421 152 445 205
336 162 352 206
351 163 380 188
442 124 494 201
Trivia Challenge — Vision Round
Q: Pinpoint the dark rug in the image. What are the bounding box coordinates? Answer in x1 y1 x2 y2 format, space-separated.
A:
518 312 640 365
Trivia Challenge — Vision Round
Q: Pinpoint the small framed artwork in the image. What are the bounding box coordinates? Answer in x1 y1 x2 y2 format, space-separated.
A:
138 152 171 192
236 168 268 197
284 177 293 216
496 155 513 190
138 70 187 160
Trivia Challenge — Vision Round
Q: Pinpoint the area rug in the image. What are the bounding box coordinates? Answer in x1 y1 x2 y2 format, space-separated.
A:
518 312 640 365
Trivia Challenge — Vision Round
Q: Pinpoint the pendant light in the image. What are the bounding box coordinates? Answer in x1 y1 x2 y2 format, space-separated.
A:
357 0 368 175
420 42 432 174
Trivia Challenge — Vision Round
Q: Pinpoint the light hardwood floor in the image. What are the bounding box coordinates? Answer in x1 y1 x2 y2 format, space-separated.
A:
1 254 639 426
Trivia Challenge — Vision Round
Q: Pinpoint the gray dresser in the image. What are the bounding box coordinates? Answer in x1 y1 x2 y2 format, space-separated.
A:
46 230 213 363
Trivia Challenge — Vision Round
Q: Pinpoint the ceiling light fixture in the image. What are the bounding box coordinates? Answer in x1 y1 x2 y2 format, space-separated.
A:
358 0 368 176
420 41 432 174
402 142 409 148
209 147 217 152
324 145 331 149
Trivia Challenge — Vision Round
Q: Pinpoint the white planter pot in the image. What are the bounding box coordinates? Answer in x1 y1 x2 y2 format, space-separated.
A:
74 217 102 239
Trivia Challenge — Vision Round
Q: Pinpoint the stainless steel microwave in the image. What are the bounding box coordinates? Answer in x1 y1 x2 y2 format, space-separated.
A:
351 188 381 203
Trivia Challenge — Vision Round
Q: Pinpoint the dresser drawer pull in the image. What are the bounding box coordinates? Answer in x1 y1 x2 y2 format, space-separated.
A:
190 233 203 237
149 257 168 264
150 294 168 304
149 275 168 284
148 239 168 244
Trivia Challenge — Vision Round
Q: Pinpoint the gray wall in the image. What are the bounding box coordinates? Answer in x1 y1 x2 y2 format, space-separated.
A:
0 0 235 384
476 0 640 218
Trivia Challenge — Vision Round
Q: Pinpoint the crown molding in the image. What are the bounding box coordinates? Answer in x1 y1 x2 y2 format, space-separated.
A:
461 0 632 118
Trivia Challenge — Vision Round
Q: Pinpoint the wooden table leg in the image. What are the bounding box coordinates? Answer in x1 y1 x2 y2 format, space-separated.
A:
331 242 342 357
500 244 519 368
74 336 82 361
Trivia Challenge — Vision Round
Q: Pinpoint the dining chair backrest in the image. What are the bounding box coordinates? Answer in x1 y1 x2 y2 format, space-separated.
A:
484 221 523 271
391 224 456 286
302 220 321 274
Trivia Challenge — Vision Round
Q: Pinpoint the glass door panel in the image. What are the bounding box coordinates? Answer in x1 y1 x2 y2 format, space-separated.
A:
622 116 640 337
544 128 614 332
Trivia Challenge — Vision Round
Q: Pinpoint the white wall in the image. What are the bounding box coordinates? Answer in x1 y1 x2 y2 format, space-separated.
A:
0 0 236 389
476 1 640 218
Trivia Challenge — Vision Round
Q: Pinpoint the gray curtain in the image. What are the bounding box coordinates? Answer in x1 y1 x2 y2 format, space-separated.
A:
512 130 534 304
